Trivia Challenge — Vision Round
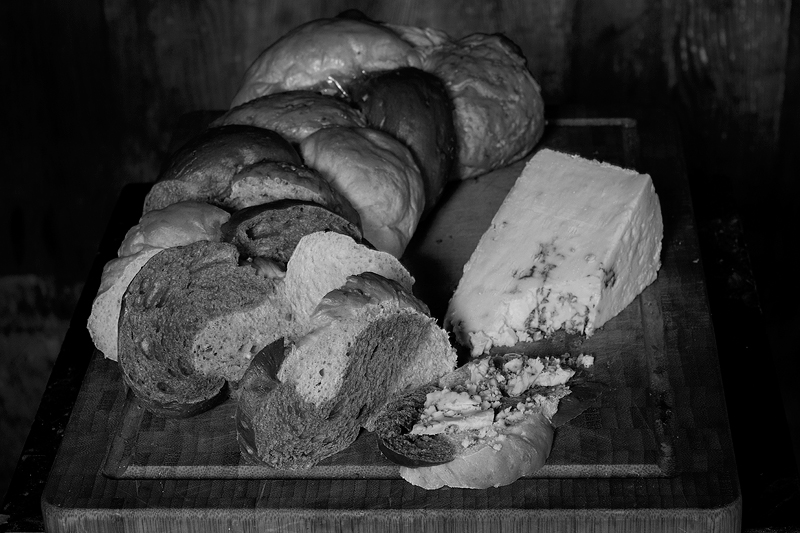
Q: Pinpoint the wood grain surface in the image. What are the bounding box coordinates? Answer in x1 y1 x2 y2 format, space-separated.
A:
41 110 741 533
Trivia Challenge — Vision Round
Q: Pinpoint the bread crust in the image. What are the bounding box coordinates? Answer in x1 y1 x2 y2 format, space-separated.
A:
118 201 230 257
142 125 302 213
300 126 425 257
230 18 422 108
224 160 360 224
213 90 367 145
424 33 546 179
399 411 553 489
349 67 457 214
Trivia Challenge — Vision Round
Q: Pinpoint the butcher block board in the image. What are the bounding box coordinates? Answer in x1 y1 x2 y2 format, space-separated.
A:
42 109 741 532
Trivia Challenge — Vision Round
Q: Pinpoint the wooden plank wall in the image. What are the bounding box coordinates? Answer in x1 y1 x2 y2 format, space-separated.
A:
1 0 795 285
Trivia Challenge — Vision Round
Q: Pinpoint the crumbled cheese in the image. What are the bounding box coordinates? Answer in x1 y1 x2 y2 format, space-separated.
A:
576 353 594 368
407 353 578 443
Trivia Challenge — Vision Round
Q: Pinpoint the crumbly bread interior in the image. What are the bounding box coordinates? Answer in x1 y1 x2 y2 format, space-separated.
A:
281 232 414 327
278 311 374 404
192 299 295 383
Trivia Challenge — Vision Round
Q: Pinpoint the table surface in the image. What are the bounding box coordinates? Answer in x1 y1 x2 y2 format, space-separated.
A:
2 107 744 532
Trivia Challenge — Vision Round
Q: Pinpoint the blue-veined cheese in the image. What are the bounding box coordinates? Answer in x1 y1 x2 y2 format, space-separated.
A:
445 149 663 355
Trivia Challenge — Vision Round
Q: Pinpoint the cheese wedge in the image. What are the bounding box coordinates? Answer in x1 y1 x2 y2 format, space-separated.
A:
445 148 663 355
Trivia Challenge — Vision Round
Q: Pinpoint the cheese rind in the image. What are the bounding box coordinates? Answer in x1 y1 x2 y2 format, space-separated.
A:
445 149 663 355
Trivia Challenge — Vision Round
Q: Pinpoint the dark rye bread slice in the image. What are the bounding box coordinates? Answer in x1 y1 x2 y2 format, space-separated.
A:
220 200 362 265
118 240 290 417
142 124 302 214
349 67 456 214
237 273 457 469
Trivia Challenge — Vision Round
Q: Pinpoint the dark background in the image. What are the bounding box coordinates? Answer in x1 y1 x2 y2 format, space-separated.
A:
1 0 798 529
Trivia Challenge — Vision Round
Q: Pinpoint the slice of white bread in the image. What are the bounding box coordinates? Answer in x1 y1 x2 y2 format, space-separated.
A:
237 273 457 469
280 231 414 328
229 17 422 107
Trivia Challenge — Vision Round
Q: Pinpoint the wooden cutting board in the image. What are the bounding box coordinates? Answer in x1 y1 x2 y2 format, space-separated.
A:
41 109 741 533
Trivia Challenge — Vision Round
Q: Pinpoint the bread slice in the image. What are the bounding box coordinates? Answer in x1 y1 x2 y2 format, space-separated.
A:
221 200 362 265
373 353 575 489
237 273 457 469
118 241 289 416
280 231 414 328
88 201 232 361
